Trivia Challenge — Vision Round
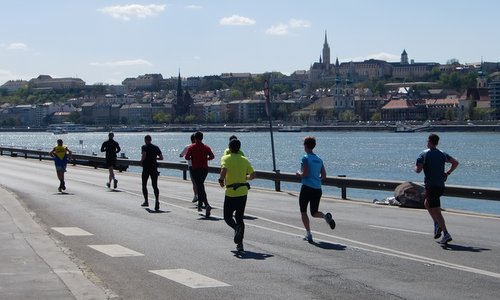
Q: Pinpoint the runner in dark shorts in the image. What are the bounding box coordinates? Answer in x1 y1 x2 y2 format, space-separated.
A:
296 136 335 243
416 133 459 244
101 132 121 189
140 135 163 211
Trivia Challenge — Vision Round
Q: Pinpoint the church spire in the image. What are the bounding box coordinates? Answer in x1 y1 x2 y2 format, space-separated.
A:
322 30 330 70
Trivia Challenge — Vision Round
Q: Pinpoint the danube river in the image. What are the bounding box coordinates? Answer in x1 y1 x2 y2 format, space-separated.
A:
1 130 500 215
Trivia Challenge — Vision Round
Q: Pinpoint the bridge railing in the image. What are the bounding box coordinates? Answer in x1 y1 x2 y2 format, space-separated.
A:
2 146 499 202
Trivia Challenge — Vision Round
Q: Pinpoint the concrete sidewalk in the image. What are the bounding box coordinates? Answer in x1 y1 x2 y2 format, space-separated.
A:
0 186 110 300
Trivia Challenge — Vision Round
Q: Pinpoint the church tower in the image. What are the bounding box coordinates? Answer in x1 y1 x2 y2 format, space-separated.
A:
322 30 330 70
175 70 184 117
401 49 409 64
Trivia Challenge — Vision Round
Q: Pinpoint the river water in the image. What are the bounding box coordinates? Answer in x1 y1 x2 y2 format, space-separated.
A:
1 130 499 215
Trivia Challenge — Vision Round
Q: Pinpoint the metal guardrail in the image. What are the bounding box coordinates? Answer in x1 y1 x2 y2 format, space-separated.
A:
2 146 500 202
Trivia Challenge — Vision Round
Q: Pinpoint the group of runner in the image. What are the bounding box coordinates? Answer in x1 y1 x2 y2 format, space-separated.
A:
49 131 458 252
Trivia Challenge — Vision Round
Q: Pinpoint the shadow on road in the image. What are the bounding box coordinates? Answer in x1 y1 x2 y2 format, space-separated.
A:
439 243 491 252
310 240 347 251
54 192 73 195
232 250 274 260
197 215 221 221
145 208 169 214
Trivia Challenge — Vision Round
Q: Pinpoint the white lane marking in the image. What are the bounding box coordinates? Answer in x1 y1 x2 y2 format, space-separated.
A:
150 269 230 288
51 227 93 236
81 183 500 279
368 225 430 235
88 244 144 257
248 223 500 280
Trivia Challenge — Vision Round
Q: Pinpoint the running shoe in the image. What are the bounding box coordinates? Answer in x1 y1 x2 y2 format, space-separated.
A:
141 201 149 207
234 225 243 244
113 179 118 189
236 242 244 252
197 205 202 212
106 182 110 188
61 181 66 191
205 205 212 218
324 212 336 230
58 187 62 193
439 232 452 244
304 232 313 243
434 222 442 239
192 195 198 203
154 201 160 211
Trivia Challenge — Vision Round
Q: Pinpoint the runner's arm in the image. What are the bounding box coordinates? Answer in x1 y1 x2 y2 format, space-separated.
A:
218 168 227 187
446 157 459 175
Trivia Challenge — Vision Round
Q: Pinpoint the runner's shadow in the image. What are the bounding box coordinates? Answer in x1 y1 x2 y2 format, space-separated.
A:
231 250 274 260
54 192 73 195
197 215 221 221
145 208 169 214
439 243 490 252
108 189 122 193
243 215 258 220
310 240 347 251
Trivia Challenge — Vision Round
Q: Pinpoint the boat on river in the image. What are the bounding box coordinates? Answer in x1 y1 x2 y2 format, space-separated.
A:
278 126 302 132
395 123 414 133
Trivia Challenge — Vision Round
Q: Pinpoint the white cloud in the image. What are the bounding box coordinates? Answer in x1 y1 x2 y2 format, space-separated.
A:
288 18 311 28
0 69 25 84
265 24 288 36
98 4 166 21
219 15 256 26
266 19 311 36
89 59 153 67
186 5 202 9
6 42 28 50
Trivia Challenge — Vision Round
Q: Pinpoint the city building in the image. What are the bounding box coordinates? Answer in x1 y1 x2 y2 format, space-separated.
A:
29 75 85 91
0 80 28 93
489 72 500 120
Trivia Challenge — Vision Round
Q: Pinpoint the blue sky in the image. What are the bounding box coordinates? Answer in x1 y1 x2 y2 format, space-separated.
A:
1 0 498 85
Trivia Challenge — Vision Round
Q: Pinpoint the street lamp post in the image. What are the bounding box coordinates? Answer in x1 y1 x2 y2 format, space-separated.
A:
264 80 280 191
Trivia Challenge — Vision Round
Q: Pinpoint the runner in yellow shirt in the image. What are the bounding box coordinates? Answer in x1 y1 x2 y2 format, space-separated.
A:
219 138 255 253
49 139 72 192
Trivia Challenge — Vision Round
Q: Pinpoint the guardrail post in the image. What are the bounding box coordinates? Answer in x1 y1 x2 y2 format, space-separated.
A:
182 169 187 180
338 175 347 199
274 170 281 192
25 152 28 159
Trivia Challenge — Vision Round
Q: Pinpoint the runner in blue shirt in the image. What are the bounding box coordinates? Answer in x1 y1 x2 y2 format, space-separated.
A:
416 133 459 245
296 136 335 243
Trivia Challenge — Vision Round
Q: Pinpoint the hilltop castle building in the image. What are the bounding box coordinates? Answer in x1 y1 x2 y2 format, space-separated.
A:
309 32 437 83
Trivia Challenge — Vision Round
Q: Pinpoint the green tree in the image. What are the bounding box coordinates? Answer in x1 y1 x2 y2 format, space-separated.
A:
339 110 357 122
445 107 456 121
67 111 81 123
472 107 495 121
315 107 326 122
184 115 196 123
371 112 381 122
153 111 171 123
229 89 243 100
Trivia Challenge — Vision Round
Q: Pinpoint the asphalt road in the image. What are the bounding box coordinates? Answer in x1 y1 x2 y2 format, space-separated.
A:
1 156 499 300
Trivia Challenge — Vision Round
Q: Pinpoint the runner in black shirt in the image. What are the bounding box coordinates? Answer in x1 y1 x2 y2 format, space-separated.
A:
140 135 163 211
101 132 121 189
